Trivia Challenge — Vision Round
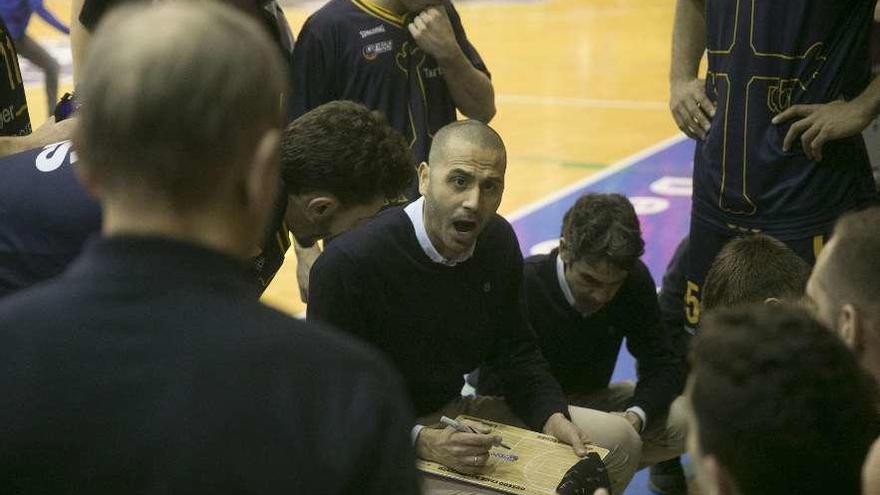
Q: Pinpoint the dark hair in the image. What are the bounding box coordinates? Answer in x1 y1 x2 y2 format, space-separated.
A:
281 101 414 205
691 305 879 495
824 206 880 321
561 193 644 271
702 234 810 312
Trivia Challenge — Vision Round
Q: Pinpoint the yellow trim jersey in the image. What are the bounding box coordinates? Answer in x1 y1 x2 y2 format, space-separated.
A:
291 0 489 163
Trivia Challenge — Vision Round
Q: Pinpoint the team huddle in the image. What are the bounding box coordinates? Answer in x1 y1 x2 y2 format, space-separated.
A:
0 0 878 494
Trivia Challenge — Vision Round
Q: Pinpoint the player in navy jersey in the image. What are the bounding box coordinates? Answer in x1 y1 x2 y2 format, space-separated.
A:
291 0 494 166
0 11 76 159
670 0 880 330
0 17 30 138
0 0 69 115
0 141 99 297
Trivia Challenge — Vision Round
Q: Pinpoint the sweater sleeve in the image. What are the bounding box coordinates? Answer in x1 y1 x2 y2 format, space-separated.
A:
624 263 685 426
307 248 367 340
484 222 569 431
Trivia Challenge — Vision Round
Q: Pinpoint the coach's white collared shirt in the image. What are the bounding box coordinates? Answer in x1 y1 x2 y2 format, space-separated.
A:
404 197 475 266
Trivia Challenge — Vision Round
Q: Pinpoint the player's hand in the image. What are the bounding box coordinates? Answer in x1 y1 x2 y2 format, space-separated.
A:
772 100 873 162
543 412 592 457
611 411 643 433
294 242 322 303
408 6 460 63
670 78 715 140
416 420 502 474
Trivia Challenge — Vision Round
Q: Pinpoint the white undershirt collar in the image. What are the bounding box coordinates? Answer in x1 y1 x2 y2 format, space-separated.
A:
404 197 474 266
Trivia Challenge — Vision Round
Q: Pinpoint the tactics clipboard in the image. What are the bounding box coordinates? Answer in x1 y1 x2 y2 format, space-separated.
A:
416 415 610 495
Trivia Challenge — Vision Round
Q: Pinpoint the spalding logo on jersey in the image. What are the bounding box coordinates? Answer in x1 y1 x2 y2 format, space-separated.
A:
36 140 77 173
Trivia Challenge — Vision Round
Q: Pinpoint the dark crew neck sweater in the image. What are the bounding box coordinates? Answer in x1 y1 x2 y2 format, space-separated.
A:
479 250 683 427
308 207 568 430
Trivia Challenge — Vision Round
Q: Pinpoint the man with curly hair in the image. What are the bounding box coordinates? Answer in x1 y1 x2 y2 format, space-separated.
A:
281 100 415 298
282 101 414 247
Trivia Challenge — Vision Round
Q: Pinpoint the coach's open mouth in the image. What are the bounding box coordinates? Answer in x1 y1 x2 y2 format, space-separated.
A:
453 220 478 233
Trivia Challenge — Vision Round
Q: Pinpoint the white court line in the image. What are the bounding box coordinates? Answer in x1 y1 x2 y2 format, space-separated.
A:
496 94 669 111
505 133 689 222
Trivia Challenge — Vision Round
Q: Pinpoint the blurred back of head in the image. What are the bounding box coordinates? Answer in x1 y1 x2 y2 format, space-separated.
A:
75 1 285 214
689 304 878 495
701 234 810 312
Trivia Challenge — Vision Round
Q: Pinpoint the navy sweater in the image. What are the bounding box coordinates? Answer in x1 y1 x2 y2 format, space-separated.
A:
480 250 683 427
308 207 568 430
0 237 418 494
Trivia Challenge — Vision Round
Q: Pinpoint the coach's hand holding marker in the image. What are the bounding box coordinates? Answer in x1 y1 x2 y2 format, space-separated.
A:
440 416 513 449
416 417 503 474
543 412 592 458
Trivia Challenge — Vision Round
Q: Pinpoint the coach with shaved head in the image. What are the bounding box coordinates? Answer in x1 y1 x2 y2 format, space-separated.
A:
309 120 629 493
0 3 418 493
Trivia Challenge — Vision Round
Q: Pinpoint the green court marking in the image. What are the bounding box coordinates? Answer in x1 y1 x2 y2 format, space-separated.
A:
560 161 606 170
514 155 607 170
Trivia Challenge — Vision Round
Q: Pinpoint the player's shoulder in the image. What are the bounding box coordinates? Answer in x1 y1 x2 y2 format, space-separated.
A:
0 142 59 173
523 251 553 272
317 206 408 265
304 0 357 29
478 213 519 252
627 259 653 287
522 251 556 293
250 303 401 382
617 259 656 302
482 212 515 238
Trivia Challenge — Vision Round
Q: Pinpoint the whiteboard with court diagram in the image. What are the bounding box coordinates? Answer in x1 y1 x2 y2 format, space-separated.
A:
417 415 610 495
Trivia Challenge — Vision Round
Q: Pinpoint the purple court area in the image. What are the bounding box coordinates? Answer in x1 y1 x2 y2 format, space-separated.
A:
507 135 695 495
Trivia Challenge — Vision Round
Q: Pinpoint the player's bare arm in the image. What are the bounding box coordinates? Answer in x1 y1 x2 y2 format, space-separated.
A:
773 76 880 162
0 117 75 159
543 412 592 457
669 0 714 141
293 241 321 303
408 6 495 123
416 419 502 474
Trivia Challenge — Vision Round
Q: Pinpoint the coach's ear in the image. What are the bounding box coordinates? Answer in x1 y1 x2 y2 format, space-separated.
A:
558 238 571 263
246 128 281 221
304 195 340 222
838 303 862 353
417 161 429 197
